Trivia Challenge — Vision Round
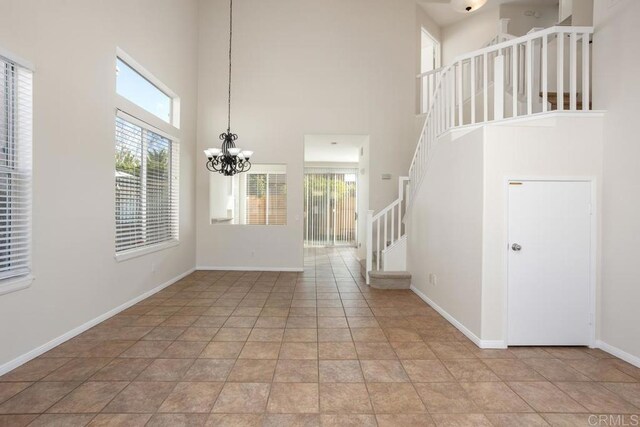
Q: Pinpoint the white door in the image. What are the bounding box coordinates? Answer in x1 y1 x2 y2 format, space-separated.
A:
508 180 592 346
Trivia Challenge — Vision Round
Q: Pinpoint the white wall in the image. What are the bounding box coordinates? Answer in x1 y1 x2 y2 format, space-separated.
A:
406 115 603 345
0 0 198 369
499 3 559 37
442 8 500 65
196 0 418 270
406 128 485 338
482 116 604 342
592 0 640 362
418 5 442 46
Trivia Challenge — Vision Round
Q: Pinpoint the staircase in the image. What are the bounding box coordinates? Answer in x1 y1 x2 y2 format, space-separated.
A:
359 177 411 288
363 25 594 287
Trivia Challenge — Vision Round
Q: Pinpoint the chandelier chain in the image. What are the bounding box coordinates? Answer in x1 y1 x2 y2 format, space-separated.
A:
204 0 253 176
227 0 233 132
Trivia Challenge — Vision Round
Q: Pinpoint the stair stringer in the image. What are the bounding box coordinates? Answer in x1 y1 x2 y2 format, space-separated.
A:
381 235 407 271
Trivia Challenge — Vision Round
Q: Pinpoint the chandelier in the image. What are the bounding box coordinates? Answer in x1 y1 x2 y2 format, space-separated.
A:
204 0 253 176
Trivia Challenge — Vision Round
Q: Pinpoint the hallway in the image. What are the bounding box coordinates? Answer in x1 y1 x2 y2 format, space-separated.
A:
0 248 638 426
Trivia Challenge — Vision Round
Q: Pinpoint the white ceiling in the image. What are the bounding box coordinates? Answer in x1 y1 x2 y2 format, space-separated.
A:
419 0 558 27
304 134 366 163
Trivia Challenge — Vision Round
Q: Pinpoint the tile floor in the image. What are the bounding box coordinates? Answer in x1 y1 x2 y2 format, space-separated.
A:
0 247 639 426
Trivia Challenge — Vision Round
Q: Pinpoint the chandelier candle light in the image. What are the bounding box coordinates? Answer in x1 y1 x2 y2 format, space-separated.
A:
204 0 253 176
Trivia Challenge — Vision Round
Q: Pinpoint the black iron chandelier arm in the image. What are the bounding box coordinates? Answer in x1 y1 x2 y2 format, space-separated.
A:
206 155 251 176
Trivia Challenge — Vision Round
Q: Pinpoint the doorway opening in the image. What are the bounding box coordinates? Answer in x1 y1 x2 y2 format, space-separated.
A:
304 170 357 247
303 135 369 249
421 28 440 74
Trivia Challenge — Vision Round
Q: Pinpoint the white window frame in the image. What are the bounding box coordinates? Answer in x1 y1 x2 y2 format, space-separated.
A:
116 48 181 130
114 49 181 262
0 47 34 295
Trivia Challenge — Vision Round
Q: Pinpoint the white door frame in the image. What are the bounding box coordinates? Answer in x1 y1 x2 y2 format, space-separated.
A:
502 176 597 348
421 27 441 73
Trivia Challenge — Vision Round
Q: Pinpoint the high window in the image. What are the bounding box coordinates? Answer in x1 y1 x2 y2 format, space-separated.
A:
0 53 33 293
115 51 180 259
116 57 173 124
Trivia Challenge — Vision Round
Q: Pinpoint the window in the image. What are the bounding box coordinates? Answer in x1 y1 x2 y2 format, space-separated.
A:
245 166 287 225
115 112 179 255
116 57 173 124
0 54 32 288
114 51 180 259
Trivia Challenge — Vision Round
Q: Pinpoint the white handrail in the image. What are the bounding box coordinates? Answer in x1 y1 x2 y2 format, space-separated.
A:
455 26 593 62
417 66 445 79
372 198 400 221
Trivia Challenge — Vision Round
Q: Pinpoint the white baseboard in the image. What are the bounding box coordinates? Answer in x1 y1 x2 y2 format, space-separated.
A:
0 267 196 376
196 266 303 272
596 340 640 368
410 285 507 349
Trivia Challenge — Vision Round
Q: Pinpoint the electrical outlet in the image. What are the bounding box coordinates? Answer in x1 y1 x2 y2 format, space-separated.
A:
151 262 156 272
429 273 437 286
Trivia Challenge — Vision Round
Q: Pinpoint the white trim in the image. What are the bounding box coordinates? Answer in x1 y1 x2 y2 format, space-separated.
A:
0 267 195 376
0 275 35 296
115 240 179 262
0 46 35 71
596 340 640 369
503 177 598 347
382 234 407 254
196 266 303 272
116 108 179 142
443 111 606 137
410 285 507 349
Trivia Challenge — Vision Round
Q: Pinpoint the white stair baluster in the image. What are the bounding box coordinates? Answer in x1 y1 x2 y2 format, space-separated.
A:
582 32 590 111
570 31 577 111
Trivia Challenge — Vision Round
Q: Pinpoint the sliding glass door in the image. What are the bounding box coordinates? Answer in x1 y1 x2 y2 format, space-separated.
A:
304 168 357 247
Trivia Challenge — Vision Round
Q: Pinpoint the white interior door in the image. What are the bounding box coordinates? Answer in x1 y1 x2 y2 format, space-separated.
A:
508 180 592 346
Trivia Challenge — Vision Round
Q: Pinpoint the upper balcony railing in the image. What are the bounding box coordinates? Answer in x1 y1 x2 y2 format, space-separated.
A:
410 26 594 200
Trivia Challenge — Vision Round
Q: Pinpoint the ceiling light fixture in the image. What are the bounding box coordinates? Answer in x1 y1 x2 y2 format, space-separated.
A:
450 0 487 13
204 0 253 176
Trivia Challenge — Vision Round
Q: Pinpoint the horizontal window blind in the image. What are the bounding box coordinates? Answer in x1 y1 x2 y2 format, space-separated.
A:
115 113 179 253
0 55 32 281
245 172 286 225
267 173 286 225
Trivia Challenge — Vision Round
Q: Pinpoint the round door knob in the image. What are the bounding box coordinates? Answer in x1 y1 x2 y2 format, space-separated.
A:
511 243 522 251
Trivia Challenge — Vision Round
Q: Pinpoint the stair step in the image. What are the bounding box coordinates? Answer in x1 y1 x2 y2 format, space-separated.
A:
369 270 411 279
359 258 411 290
541 92 592 110
369 270 412 290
